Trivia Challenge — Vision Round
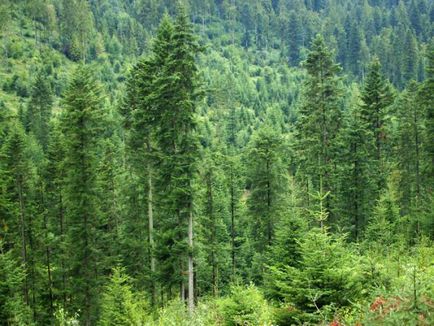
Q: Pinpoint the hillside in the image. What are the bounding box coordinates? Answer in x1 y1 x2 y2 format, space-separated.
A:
0 1 433 325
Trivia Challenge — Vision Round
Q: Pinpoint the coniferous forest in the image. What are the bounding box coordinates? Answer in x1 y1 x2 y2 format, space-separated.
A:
0 1 433 325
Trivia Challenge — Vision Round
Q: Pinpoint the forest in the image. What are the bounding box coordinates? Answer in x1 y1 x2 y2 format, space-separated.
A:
0 0 433 325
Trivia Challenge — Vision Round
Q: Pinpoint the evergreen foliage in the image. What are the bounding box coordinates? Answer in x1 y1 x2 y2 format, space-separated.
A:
0 1 432 325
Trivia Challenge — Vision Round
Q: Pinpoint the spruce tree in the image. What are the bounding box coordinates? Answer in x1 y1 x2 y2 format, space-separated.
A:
247 126 286 253
99 267 147 326
287 10 303 66
419 42 434 180
45 121 68 309
197 150 230 297
152 7 201 312
223 152 244 279
246 126 288 283
24 71 53 151
1 123 35 313
123 55 160 305
295 34 342 221
0 241 32 324
396 81 423 215
359 57 394 189
338 91 377 240
60 65 103 325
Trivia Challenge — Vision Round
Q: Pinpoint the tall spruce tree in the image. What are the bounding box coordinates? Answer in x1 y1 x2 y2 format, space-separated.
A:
123 56 157 302
419 43 434 181
396 81 423 216
359 57 394 189
223 152 244 280
151 7 201 312
247 126 286 253
45 122 68 309
295 34 342 221
60 66 103 325
197 150 230 297
24 71 53 151
338 90 377 240
246 126 287 283
1 124 36 315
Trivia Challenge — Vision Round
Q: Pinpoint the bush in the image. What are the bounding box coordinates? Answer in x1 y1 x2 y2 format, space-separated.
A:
216 284 273 326
267 228 365 323
98 266 148 326
155 299 189 326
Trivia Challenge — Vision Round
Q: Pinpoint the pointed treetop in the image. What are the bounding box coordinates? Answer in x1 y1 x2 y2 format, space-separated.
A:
303 34 341 78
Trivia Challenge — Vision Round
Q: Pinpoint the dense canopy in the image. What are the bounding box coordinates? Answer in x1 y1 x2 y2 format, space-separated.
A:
0 1 433 325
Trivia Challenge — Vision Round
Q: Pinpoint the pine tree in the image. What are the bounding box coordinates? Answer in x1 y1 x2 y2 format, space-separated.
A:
60 65 104 324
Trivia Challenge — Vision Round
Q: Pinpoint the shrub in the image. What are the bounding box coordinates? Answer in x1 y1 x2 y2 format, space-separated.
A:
216 284 273 326
155 299 189 326
98 266 148 326
267 228 365 323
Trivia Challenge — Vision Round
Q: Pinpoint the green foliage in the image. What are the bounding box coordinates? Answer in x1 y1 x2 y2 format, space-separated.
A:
60 65 104 324
343 242 434 325
364 172 404 253
154 299 190 326
0 2 432 325
0 242 32 325
295 34 343 222
99 267 148 326
216 284 274 326
268 227 365 323
24 70 53 150
197 149 231 296
247 126 287 254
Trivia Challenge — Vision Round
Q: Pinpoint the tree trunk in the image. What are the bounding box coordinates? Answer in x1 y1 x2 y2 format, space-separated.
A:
148 165 156 305
188 209 194 313
230 168 236 279
18 181 29 306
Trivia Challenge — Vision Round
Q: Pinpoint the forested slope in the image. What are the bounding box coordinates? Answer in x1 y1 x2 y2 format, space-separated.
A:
0 0 433 325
